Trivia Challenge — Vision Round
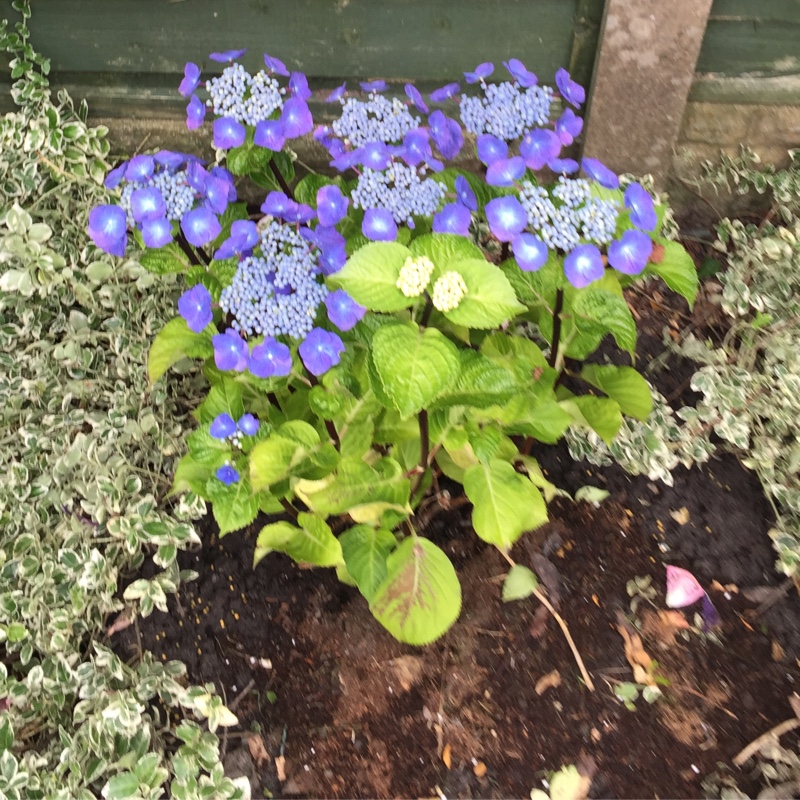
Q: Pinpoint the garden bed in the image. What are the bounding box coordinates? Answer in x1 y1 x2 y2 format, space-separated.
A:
116 280 800 799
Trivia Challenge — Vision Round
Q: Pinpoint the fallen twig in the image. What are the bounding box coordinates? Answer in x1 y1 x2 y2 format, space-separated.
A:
500 550 594 691
733 718 800 766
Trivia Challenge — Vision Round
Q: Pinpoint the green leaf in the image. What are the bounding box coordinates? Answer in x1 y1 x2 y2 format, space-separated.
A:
294 456 410 521
647 240 698 308
248 434 305 491
370 321 460 418
102 772 140 800
206 476 259 536
480 332 548 382
370 536 461 645
429 350 519 410
254 513 342 567
409 232 484 270
148 317 213 384
294 173 336 206
329 241 413 312
572 288 637 355
463 460 548 549
170 453 213 496
339 525 397 602
139 242 190 275
186 427 229 467
580 364 652 420
500 252 563 308
196 378 245 424
562 395 623 445
502 564 539 602
441 258 526 328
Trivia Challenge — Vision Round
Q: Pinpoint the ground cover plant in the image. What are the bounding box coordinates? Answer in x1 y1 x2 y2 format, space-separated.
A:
90 49 698 654
0 4 245 797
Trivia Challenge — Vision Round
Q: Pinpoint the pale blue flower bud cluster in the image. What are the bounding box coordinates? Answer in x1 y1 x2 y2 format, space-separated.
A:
332 95 420 147
352 163 445 226
460 81 553 141
219 220 328 339
206 63 283 126
520 177 619 252
119 170 194 227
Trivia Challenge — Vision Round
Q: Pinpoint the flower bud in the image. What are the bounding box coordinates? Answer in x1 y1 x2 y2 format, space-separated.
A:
396 256 435 298
431 270 468 312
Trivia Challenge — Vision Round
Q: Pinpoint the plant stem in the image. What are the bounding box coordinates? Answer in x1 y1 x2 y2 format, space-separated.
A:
176 232 210 267
269 159 293 198
304 371 341 449
410 410 429 498
499 549 595 691
279 498 299 520
419 296 433 329
548 287 564 369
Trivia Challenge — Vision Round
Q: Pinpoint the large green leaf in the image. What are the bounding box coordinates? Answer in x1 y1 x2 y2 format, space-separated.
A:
562 394 623 445
647 240 699 308
329 241 414 312
580 364 653 420
409 232 484 271
139 242 190 275
148 317 213 384
248 435 304 490
463 460 548 549
254 513 343 567
294 456 411 521
500 252 563 308
370 536 461 645
370 321 460 418
339 525 398 602
571 288 637 355
486 396 571 444
429 350 519 410
206 476 259 536
186 427 230 467
195 377 245 424
170 453 213 497
441 258 526 329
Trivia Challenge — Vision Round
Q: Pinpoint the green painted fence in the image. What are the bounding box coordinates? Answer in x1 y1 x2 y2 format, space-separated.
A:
0 0 603 117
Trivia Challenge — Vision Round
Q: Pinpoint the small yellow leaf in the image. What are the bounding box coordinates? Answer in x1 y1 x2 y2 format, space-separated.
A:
669 507 690 525
442 743 452 769
473 760 487 778
534 670 562 695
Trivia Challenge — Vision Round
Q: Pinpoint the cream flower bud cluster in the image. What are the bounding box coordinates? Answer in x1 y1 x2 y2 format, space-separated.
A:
431 270 468 312
396 255 435 298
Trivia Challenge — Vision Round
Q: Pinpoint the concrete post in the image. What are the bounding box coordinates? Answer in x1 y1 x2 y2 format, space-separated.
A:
581 0 714 188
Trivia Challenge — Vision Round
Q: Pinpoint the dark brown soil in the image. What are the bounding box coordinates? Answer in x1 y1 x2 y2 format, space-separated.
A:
116 278 800 799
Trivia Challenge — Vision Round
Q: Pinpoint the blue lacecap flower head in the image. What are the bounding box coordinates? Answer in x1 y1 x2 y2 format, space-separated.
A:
88 205 128 256
608 229 653 275
213 329 249 372
433 203 471 237
485 196 527 243
216 464 240 485
362 208 398 242
564 244 604 288
299 328 345 376
249 337 292 378
238 413 260 436
325 289 366 332
178 284 213 333
210 412 237 439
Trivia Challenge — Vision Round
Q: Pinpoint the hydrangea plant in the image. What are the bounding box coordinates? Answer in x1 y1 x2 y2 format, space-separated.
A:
90 51 698 645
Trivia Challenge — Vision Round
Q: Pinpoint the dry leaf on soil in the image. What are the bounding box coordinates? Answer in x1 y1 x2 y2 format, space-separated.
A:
246 734 271 767
442 743 452 769
669 507 690 525
535 670 562 695
274 754 286 782
615 613 655 686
